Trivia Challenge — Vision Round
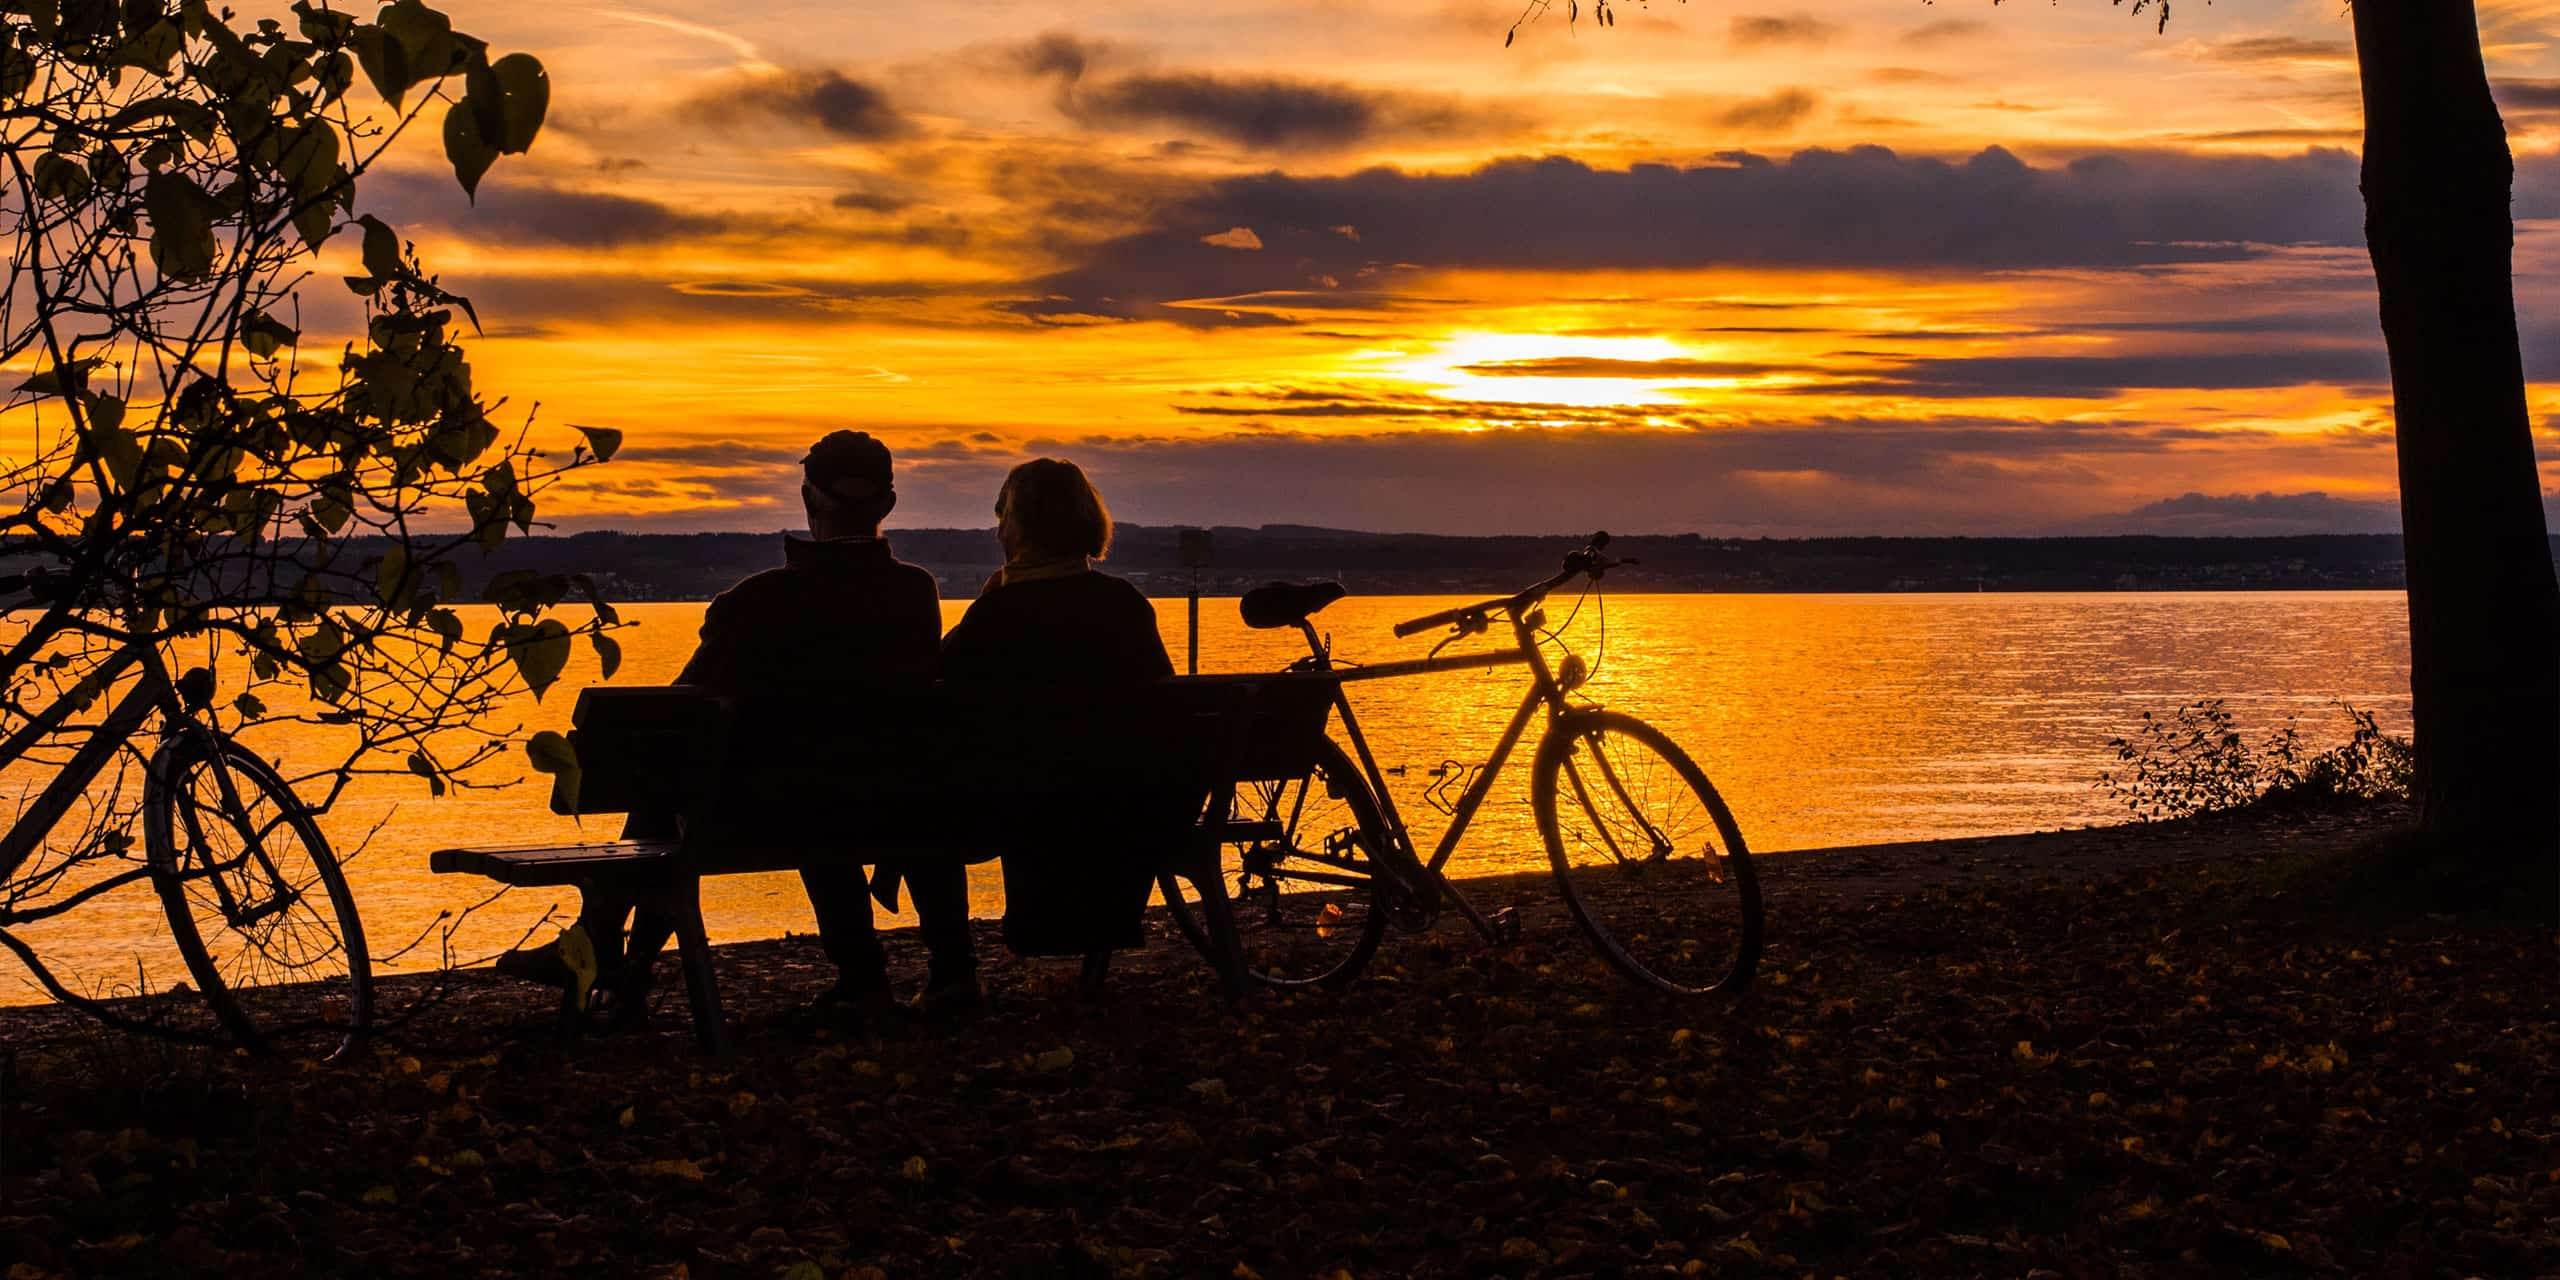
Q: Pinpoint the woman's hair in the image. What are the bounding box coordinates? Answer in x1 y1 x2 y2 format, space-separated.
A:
998 457 1114 559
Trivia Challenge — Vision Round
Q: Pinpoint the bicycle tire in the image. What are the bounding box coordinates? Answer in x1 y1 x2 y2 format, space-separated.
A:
1530 710 1761 997
144 732 371 1053
1161 737 1394 989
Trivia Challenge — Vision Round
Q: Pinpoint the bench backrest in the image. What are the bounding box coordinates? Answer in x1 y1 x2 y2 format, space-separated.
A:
553 676 1338 859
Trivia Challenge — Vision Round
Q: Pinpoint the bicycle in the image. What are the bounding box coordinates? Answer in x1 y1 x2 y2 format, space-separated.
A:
1 570 370 1052
1161 533 1762 997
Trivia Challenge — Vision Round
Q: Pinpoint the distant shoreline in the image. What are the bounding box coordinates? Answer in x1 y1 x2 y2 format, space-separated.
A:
408 527 2548 601
13 527 2550 600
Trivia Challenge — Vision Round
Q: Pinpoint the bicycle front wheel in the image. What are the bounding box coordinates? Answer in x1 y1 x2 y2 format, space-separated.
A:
1531 711 1761 997
144 733 371 1052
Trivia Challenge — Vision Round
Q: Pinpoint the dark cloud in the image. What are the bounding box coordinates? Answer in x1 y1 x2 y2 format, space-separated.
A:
2498 78 2560 111
954 416 2285 537
361 174 720 248
833 189 914 214
1730 14 1838 48
1457 357 1793 379
1010 32 1499 150
1825 350 2392 399
1077 74 1387 148
2164 127 2359 145
1013 146 2375 325
1427 349 2390 399
1715 88 1821 131
692 69 911 140
1013 31 1108 80
1868 66 1959 85
1900 19 1987 46
436 273 994 332
2199 36 2353 64
2094 491 2401 535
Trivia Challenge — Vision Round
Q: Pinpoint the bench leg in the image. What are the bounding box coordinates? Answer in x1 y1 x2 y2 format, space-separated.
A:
558 983 586 1038
615 906 675 1033
640 877 725 1054
1187 859 1252 1003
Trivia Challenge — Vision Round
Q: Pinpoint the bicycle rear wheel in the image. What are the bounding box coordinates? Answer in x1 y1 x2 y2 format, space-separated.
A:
144 732 371 1052
1162 737 1393 989
1531 710 1760 997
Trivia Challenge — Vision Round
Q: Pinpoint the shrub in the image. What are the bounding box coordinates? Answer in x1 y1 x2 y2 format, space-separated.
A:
2098 700 2412 823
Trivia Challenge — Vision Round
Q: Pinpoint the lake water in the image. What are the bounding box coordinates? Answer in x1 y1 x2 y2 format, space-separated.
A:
4 591 2411 1003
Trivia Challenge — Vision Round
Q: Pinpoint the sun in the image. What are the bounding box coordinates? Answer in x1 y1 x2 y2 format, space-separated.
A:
1391 332 1729 410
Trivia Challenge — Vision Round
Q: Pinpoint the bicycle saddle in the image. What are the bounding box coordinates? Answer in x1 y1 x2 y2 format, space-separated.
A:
1239 580 1348 630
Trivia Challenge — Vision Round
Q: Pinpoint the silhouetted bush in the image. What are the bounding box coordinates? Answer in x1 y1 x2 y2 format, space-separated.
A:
2098 700 2412 823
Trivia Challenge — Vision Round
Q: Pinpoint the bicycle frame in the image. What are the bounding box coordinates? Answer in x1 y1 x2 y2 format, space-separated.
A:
1283 590 1585 943
0 644 159 884
0 645 291 926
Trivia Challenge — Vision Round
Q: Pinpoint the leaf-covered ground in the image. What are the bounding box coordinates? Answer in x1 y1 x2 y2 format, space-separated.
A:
3 802 2552 1278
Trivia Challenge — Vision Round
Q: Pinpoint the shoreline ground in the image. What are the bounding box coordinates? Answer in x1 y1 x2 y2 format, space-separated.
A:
4 800 2550 1277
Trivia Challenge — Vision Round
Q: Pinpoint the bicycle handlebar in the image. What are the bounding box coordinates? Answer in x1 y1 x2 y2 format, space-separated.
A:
1391 533 1630 638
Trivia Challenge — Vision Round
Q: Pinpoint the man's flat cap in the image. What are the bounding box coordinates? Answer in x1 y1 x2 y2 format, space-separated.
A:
804 430 893 496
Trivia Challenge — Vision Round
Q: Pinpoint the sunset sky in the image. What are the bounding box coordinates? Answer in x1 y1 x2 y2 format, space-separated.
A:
355 0 2560 536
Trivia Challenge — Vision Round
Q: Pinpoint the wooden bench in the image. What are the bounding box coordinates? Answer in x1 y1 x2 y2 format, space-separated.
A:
432 677 1335 1050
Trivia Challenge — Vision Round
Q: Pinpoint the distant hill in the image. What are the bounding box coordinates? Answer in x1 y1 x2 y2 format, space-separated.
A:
433 526 2560 600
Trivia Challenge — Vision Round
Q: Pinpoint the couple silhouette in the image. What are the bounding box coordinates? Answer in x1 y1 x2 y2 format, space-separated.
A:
502 432 1171 1031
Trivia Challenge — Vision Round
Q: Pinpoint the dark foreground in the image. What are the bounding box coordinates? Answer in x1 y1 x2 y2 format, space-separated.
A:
3 804 2551 1278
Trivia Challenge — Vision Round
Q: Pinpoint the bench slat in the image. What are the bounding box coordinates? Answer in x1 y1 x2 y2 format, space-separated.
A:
430 841 680 885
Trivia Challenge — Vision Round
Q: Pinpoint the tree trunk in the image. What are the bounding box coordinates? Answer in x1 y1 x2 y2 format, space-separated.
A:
2352 0 2560 866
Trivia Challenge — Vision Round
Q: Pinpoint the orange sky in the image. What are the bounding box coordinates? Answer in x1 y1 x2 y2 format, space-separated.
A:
341 0 2560 535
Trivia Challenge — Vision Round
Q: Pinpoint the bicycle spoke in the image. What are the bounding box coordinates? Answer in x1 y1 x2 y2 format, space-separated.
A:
150 738 369 1048
1539 715 1759 996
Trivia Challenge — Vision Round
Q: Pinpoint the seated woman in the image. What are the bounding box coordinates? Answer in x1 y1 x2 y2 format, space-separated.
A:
940 458 1173 957
941 458 1171 682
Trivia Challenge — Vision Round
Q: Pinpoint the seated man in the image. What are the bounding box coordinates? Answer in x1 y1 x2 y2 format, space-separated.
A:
503 430 976 1024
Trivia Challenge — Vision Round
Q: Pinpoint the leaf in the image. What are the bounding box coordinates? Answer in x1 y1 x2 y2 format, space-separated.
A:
505 619 572 698
574 424 622 462
524 729 577 778
232 692 266 718
375 542 411 606
0 45 33 97
590 630 621 681
278 123 343 201
241 310 299 359
16 358 99 396
488 52 549 153
315 48 355 101
30 152 90 201
425 607 463 652
116 18 185 74
351 25 408 109
378 0 462 81
557 924 598 992
357 214 402 283
405 750 445 796
143 172 220 279
441 102 497 199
